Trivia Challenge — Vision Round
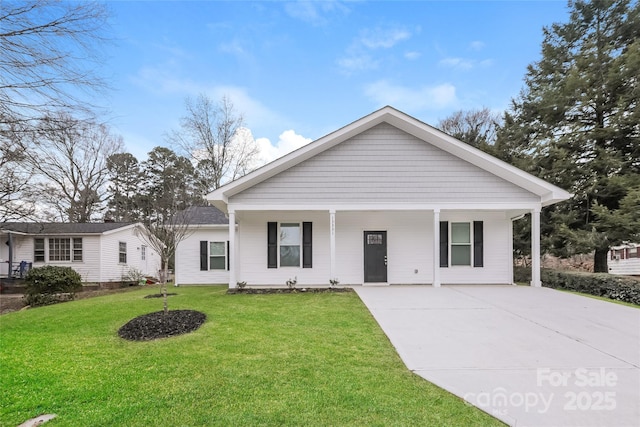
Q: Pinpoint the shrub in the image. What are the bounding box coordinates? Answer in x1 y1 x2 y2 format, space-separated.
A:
24 265 83 307
513 266 531 284
541 269 640 305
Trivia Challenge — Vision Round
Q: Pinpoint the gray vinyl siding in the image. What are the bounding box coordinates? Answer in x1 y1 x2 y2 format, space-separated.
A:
232 123 538 205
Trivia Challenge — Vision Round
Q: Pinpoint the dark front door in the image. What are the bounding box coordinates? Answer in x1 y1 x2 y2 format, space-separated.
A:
364 231 387 283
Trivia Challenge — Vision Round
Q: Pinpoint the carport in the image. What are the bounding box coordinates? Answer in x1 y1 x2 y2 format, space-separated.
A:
355 285 640 427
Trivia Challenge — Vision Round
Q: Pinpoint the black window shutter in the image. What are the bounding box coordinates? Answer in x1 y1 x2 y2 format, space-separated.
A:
302 222 312 268
267 222 277 268
227 240 230 271
439 221 449 268
200 241 208 271
473 221 484 267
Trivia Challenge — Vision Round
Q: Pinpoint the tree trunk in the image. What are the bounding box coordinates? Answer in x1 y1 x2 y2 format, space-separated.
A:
162 260 169 315
593 247 609 273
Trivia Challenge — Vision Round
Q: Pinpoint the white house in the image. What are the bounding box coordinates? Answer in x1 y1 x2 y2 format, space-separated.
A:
174 206 230 286
203 106 570 289
0 222 161 285
609 243 640 275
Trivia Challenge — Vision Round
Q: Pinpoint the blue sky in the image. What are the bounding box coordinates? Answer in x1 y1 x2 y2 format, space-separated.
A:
104 1 570 162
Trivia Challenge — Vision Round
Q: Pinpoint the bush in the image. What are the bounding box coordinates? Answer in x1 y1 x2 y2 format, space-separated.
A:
513 266 531 283
24 265 83 307
541 269 640 305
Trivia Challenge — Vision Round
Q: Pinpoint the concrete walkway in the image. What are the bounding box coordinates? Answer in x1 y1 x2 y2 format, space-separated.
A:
355 285 640 427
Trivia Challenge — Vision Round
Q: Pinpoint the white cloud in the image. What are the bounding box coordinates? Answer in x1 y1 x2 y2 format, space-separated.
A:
338 25 414 74
470 40 485 51
404 51 421 60
256 130 312 164
360 27 411 49
439 57 475 70
219 39 248 57
336 54 379 72
284 1 350 26
364 80 458 110
438 57 493 71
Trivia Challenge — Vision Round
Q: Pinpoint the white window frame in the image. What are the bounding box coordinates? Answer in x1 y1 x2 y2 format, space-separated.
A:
141 245 146 261
279 222 302 268
119 241 127 264
34 238 45 262
450 222 473 267
208 241 227 270
72 238 83 262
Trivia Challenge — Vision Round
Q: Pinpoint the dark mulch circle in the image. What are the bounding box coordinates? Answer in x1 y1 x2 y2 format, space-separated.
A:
228 287 353 295
118 310 206 341
144 293 178 299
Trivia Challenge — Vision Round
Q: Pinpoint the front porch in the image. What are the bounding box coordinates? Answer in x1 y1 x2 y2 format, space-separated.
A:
226 206 542 289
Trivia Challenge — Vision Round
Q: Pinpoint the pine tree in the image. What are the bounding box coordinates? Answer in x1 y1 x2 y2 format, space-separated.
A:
501 0 640 272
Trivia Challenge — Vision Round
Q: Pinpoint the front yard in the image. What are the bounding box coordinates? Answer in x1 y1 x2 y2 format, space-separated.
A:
0 286 503 426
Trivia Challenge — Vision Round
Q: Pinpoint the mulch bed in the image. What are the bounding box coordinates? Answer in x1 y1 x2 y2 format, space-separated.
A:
118 310 206 341
144 293 177 299
228 287 353 294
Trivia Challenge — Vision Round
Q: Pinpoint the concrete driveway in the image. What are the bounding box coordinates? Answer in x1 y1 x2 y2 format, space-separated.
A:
355 285 640 427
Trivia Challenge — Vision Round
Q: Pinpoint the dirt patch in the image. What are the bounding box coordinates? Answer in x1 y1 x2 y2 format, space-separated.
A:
118 310 206 341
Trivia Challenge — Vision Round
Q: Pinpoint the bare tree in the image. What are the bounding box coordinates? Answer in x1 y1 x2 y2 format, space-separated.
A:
1 1 110 220
136 209 195 315
167 94 260 193
0 0 109 125
0 120 35 221
26 114 123 222
437 107 501 150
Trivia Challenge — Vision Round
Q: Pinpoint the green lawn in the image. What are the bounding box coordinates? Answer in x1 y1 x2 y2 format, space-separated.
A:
0 286 503 426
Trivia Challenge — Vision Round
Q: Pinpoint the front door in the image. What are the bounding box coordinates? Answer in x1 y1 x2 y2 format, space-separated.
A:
364 231 387 283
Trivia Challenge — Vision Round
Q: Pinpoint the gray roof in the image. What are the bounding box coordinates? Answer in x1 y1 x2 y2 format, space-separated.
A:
179 206 229 225
0 222 136 235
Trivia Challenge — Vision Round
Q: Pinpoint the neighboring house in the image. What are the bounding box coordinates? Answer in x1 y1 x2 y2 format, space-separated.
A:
199 106 570 288
174 206 230 286
609 243 640 275
0 222 161 285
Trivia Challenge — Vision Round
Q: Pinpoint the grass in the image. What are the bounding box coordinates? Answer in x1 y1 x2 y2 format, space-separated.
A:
557 288 640 308
0 286 503 426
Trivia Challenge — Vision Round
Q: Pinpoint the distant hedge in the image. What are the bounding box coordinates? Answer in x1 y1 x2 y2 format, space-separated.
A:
24 265 82 307
541 269 640 305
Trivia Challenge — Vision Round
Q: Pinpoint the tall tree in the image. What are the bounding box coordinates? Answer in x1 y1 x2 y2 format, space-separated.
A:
0 0 110 219
500 0 640 272
135 147 201 314
0 0 109 125
105 152 142 222
437 107 501 154
26 114 123 222
167 94 260 194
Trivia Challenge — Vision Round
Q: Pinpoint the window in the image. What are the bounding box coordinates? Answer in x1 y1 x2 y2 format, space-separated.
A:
630 247 638 259
451 223 471 266
141 245 146 261
267 222 312 269
119 242 127 264
49 238 71 261
34 238 45 262
200 241 229 271
439 221 483 268
280 223 301 267
209 242 226 270
73 238 83 261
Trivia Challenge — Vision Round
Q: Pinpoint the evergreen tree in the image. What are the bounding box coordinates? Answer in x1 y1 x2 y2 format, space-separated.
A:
500 0 640 272
105 152 141 222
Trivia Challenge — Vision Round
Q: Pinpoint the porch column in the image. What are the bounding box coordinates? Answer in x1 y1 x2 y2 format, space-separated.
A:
531 208 541 287
7 232 13 279
433 209 441 287
329 209 336 281
228 210 236 289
